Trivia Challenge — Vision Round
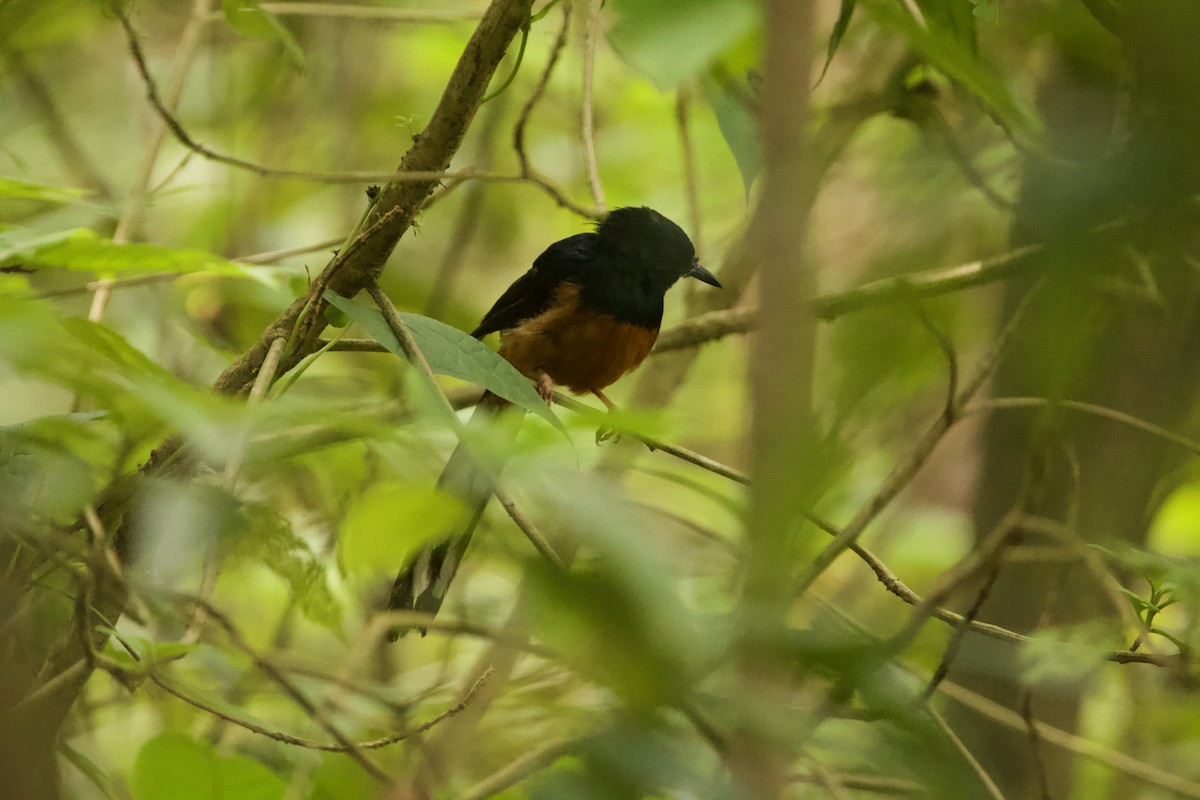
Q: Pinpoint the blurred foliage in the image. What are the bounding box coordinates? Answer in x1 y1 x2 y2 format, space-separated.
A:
2 1 1200 799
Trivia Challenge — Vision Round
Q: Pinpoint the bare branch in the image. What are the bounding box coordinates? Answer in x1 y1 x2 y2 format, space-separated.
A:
255 3 483 22
941 679 1200 797
173 594 390 782
460 737 578 800
794 287 1038 596
927 706 1008 800
211 0 535 397
1019 691 1056 800
512 1 602 219
969 397 1200 457
150 667 492 752
580 0 606 212
675 88 703 255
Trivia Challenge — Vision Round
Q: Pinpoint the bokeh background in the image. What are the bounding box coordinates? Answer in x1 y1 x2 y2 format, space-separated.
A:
3 1 1200 798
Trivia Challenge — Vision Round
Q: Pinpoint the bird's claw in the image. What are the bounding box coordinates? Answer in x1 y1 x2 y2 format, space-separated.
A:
535 371 554 404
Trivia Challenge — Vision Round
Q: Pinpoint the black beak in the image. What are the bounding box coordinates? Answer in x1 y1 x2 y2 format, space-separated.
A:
687 263 722 288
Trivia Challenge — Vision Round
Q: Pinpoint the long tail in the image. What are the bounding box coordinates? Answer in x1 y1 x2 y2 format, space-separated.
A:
387 392 517 638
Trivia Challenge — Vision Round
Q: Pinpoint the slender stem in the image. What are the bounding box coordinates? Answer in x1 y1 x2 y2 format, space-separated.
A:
366 283 564 570
580 0 606 211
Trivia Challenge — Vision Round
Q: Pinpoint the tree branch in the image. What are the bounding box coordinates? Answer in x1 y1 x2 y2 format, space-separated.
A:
211 0 534 398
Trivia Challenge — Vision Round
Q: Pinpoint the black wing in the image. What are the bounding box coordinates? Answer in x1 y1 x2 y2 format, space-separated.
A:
470 232 594 338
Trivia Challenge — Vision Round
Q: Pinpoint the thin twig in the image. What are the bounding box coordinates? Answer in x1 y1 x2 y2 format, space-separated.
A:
788 771 923 796
886 506 1023 661
114 7 411 184
150 667 492 751
675 87 702 256
920 561 1003 701
425 96 508 316
550 392 750 483
222 336 287 487
927 705 1008 800
117 3 587 196
173 594 390 783
579 0 606 212
794 287 1037 596
512 0 601 219
459 737 578 800
802 513 1173 667
1019 691 1056 800
911 302 959 422
802 756 850 800
87 0 209 326
940 679 1200 797
1018 514 1146 636
366 283 564 570
239 236 347 265
32 237 345 300
254 3 483 22
968 397 1200 457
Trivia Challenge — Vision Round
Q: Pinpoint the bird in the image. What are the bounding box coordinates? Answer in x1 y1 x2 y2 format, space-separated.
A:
387 206 721 636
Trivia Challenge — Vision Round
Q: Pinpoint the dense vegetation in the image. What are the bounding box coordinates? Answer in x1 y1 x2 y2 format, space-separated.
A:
3 1 1199 798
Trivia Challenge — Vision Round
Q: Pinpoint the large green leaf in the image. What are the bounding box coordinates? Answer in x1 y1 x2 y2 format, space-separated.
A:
914 0 977 52
519 470 705 709
0 297 195 443
818 0 858 86
1 412 116 523
0 177 88 203
339 481 464 575
606 0 758 91
0 228 245 275
858 0 1038 142
323 290 564 432
701 73 761 196
131 733 285 800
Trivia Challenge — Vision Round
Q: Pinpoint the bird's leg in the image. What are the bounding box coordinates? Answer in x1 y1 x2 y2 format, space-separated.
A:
593 389 621 444
535 369 555 404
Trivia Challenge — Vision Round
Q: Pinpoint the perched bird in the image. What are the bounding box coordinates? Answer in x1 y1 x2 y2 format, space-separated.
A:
388 207 720 635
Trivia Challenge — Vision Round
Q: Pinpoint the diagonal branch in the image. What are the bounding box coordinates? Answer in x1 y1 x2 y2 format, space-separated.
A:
793 287 1039 597
211 0 534 399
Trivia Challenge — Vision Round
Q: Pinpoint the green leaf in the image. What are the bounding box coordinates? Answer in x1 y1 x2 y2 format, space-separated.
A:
309 754 378 800
606 0 758 91
340 482 464 575
818 1 857 86
0 176 88 203
221 0 305 71
914 0 977 52
701 73 761 196
857 0 1037 142
0 228 246 276
971 0 999 23
1 412 117 522
1018 623 1110 688
131 734 217 800
520 470 705 709
131 733 286 800
1117 586 1151 615
226 503 343 635
323 290 564 432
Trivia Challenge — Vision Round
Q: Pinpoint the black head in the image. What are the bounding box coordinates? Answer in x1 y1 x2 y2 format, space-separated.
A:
595 207 721 292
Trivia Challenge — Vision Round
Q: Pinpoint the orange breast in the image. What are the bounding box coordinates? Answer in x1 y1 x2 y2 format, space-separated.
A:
498 283 659 394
